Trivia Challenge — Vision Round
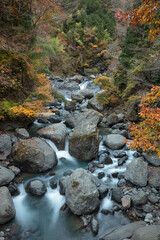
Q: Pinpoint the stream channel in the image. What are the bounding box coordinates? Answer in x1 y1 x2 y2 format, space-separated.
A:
10 75 134 240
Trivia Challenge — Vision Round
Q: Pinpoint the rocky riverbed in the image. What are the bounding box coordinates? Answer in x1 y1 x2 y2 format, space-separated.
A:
0 74 160 240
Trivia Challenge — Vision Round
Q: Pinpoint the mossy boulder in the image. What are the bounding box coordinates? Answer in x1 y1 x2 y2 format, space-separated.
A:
69 123 99 161
11 137 57 173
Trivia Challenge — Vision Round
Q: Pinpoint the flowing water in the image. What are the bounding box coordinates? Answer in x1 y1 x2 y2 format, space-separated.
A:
10 76 134 240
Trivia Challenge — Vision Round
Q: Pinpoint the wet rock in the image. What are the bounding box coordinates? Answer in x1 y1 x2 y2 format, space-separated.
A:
0 187 16 224
8 183 20 196
100 221 146 240
133 152 142 158
98 153 113 165
15 128 29 139
98 172 105 179
11 138 57 173
104 134 126 150
63 170 73 177
88 162 96 173
91 217 99 236
118 156 128 166
0 166 15 187
111 188 123 203
125 157 148 187
65 168 100 215
36 123 67 150
59 176 69 195
98 184 108 199
143 152 160 167
144 213 153 222
88 96 104 112
60 203 68 211
0 134 12 160
132 225 160 240
69 123 99 161
77 89 94 99
49 178 57 189
148 166 160 189
25 180 47 196
131 189 148 206
121 195 131 209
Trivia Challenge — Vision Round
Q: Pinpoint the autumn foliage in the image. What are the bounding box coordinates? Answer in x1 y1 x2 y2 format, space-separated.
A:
115 0 160 40
127 85 160 157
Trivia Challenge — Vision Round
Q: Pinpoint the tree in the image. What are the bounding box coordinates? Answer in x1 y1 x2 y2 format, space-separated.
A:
115 0 160 40
127 85 160 157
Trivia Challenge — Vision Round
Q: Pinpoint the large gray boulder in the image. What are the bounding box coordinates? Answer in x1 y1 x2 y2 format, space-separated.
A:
69 123 99 161
0 134 12 160
88 96 104 112
0 187 16 224
104 134 126 150
71 93 84 103
132 225 160 240
36 123 67 150
65 109 103 128
15 128 29 139
11 137 57 173
143 152 160 166
65 168 100 215
100 221 146 240
0 166 15 187
125 157 148 187
148 166 160 189
59 80 80 91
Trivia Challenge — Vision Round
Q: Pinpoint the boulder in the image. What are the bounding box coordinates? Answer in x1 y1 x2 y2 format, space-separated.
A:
148 166 160 189
132 225 160 240
71 93 84 103
104 134 126 150
15 128 29 139
106 113 119 126
65 169 100 215
25 180 47 196
100 221 146 240
69 123 99 161
98 153 113 165
11 137 57 173
88 96 104 112
143 152 160 167
121 195 131 209
0 166 15 187
65 109 103 128
77 89 94 99
0 134 12 160
0 187 16 224
131 189 148 206
59 80 80 91
125 157 148 187
111 188 123 203
36 123 67 150
127 99 141 122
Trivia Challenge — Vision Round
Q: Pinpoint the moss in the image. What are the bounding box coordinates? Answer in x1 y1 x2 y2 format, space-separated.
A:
71 180 79 187
84 67 99 74
121 81 137 100
125 95 140 110
51 88 67 103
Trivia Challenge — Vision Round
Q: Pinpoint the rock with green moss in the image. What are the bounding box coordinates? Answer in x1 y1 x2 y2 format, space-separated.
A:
11 137 57 173
69 123 99 161
65 168 100 215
